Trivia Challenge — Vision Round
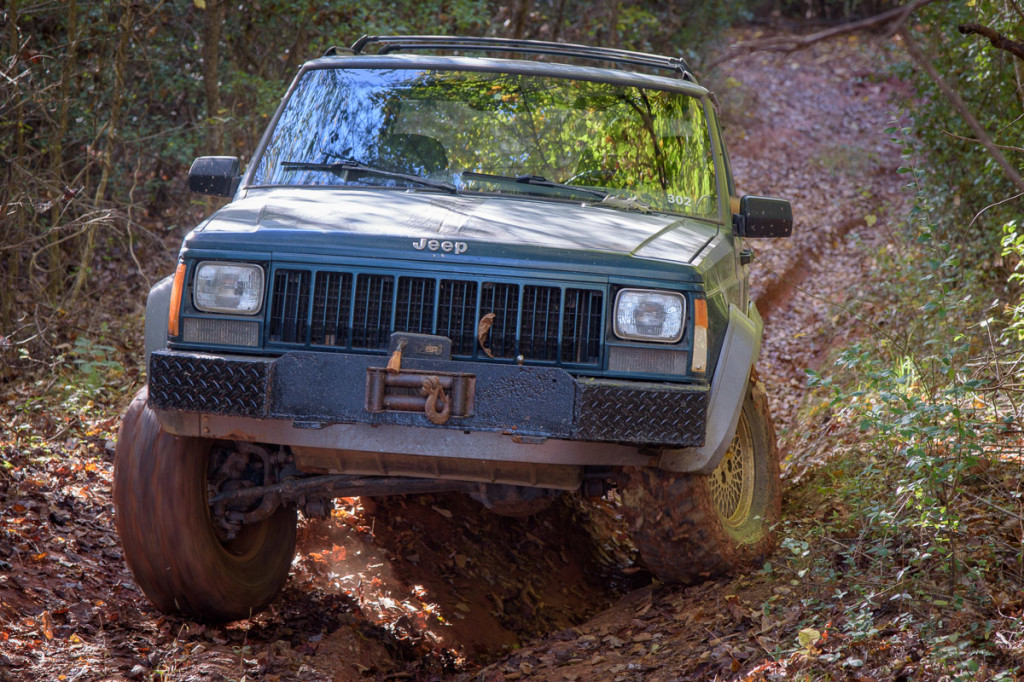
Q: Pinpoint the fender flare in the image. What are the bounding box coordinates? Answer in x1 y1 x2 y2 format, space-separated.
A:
144 275 174 369
658 302 762 473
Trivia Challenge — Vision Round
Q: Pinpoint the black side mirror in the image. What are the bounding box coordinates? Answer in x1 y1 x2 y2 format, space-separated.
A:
733 195 792 238
188 156 241 197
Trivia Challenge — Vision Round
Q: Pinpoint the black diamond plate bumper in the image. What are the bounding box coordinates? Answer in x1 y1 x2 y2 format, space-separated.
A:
148 350 708 447
149 353 272 417
575 379 709 446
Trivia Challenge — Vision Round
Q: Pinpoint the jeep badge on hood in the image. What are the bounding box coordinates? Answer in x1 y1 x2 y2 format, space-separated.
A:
413 238 468 254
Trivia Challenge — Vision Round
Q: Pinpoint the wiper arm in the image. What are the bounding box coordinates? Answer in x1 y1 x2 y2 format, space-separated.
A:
598 194 652 213
281 160 457 194
462 171 607 200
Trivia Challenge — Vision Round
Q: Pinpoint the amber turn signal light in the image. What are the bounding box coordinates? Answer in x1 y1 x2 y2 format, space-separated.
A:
168 262 186 337
692 298 708 374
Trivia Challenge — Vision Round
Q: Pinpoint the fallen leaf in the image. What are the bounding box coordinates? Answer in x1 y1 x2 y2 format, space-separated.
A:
799 627 821 649
40 611 53 640
477 312 496 358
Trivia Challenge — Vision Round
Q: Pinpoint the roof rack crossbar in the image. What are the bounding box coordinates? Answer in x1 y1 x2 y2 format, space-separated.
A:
379 41 689 74
348 35 695 81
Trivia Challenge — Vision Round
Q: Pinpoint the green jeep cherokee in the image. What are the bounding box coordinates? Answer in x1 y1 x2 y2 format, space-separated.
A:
113 36 793 621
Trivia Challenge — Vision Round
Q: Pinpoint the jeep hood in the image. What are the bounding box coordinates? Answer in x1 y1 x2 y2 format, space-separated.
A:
196 188 721 265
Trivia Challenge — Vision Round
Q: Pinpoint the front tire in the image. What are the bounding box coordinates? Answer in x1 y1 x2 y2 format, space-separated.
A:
113 387 297 621
620 378 781 582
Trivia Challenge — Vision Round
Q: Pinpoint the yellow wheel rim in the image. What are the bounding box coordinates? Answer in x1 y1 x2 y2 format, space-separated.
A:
709 411 755 529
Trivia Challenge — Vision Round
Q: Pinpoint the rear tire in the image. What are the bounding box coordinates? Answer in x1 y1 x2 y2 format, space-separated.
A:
113 387 296 621
620 378 781 582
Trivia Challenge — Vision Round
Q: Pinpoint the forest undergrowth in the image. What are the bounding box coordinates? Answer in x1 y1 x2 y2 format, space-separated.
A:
748 143 1024 681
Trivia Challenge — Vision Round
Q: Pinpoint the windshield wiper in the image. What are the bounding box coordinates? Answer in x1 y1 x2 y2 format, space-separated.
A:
598 194 652 213
281 159 457 194
461 171 607 200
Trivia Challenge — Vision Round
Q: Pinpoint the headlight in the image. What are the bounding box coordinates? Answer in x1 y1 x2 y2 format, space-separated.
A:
193 262 264 314
614 289 685 343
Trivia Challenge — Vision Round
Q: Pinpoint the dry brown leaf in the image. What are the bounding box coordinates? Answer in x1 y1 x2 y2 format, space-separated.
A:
477 312 496 358
40 611 53 640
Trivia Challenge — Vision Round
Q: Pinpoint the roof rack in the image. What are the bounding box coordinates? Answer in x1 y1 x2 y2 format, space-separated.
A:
341 35 696 82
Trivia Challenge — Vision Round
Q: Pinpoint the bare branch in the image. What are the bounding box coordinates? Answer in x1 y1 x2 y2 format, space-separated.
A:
941 129 1024 154
966 191 1024 232
959 22 1024 62
1010 0 1024 24
898 28 1024 194
708 0 944 69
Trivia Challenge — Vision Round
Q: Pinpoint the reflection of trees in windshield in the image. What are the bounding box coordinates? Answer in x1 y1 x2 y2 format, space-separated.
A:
254 70 391 184
252 67 717 216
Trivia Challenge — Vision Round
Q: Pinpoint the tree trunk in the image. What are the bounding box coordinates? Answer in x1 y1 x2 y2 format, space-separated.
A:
512 0 531 39
2 0 23 334
48 0 78 301
606 0 619 48
202 0 227 154
551 0 567 42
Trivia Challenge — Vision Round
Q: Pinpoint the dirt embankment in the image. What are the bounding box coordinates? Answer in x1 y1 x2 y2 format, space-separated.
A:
0 31 908 681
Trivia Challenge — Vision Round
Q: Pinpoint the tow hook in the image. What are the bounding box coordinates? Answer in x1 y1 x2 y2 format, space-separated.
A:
421 375 451 425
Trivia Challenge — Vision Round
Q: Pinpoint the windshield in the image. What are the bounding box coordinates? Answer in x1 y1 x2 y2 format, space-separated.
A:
251 67 719 218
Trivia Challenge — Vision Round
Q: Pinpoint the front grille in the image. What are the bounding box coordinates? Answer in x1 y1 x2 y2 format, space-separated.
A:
438 279 477 354
353 275 394 349
521 285 559 360
562 289 603 363
267 267 604 366
478 282 518 358
310 271 352 346
395 277 435 336
269 270 310 344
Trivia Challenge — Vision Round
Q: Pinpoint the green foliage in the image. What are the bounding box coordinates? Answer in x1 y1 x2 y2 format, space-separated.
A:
774 109 1024 674
52 335 128 421
795 146 1016 597
605 0 751 65
999 220 1024 339
896 1 1024 258
70 337 122 390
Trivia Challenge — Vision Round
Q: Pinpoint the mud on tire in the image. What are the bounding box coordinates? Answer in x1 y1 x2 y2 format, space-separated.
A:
620 378 781 582
113 387 297 621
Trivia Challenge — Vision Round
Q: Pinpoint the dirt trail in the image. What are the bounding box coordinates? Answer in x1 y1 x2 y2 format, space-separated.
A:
0 30 909 682
728 31 910 433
